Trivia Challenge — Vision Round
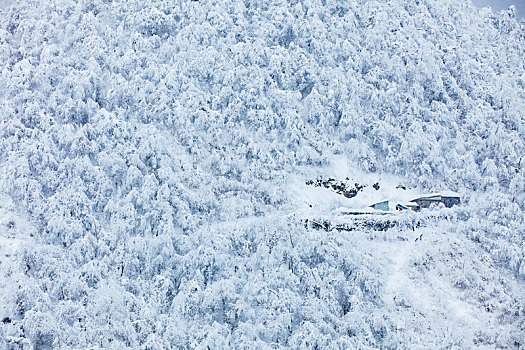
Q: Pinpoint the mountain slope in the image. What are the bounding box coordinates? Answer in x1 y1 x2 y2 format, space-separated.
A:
0 0 524 348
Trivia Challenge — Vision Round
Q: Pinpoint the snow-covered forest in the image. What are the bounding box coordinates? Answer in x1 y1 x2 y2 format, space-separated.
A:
0 0 524 348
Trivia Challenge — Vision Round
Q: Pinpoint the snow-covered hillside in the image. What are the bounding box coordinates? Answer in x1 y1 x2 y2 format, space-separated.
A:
0 0 524 348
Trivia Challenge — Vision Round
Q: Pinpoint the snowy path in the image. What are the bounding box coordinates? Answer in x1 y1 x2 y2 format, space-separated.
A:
385 233 479 322
377 223 524 347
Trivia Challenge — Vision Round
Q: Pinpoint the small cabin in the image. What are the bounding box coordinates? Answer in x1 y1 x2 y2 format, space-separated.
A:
411 194 460 209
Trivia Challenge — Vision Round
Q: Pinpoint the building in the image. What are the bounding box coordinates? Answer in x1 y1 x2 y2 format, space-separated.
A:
370 200 389 211
410 193 460 209
369 193 460 212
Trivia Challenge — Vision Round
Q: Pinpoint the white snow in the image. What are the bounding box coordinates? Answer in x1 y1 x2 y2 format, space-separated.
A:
0 0 524 348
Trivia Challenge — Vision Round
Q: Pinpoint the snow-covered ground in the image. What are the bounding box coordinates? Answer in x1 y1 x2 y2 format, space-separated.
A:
0 193 36 348
1 0 524 348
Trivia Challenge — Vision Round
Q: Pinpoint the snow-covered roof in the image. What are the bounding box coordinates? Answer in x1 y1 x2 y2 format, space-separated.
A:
411 192 460 201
